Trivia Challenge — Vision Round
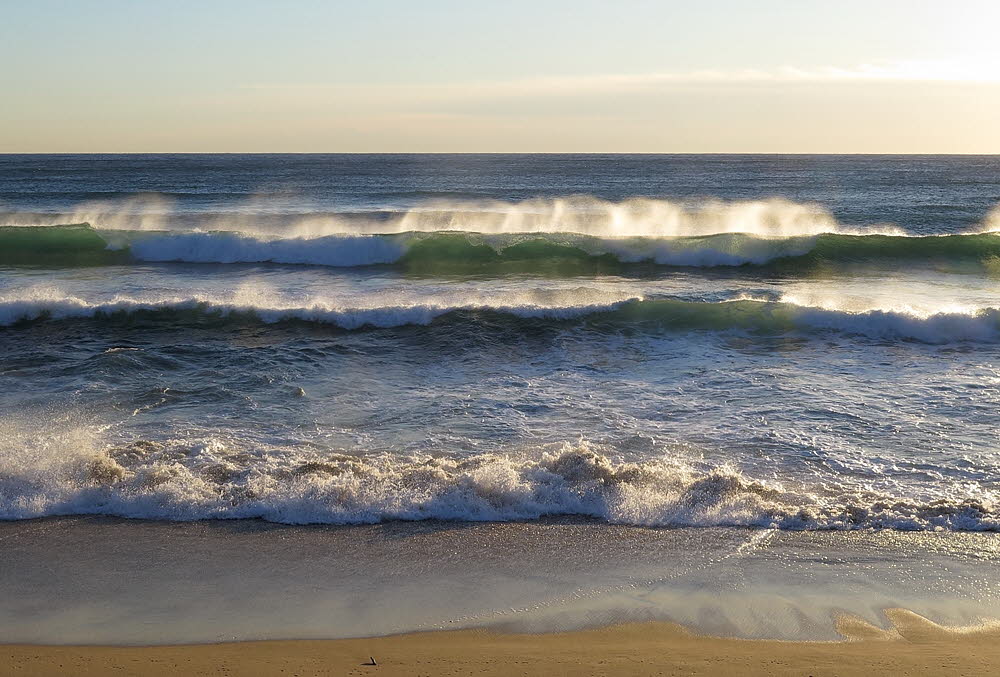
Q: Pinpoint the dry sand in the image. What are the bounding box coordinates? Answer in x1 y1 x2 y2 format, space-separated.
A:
5 609 999 676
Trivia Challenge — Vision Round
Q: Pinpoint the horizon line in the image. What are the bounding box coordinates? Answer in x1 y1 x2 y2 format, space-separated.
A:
3 151 1000 157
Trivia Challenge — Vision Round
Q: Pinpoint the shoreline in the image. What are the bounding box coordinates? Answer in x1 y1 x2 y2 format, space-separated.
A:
7 613 1000 676
3 517 1000 645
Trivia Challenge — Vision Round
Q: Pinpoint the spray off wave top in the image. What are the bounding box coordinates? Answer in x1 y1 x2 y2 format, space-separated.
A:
2 195 999 269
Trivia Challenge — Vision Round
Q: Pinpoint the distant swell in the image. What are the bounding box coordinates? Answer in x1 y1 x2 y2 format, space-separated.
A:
2 294 999 343
3 224 1000 271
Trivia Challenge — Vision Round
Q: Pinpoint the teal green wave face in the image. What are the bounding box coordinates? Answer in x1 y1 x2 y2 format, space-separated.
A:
0 225 129 267
4 224 1000 273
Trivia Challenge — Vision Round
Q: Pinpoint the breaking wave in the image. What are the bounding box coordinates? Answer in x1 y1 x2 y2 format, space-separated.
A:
2 291 998 343
1 435 996 531
3 224 1000 271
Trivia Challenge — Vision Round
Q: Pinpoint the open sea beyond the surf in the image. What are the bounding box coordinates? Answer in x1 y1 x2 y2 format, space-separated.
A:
4 153 1000 643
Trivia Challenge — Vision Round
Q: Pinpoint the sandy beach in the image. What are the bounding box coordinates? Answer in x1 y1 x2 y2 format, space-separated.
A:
7 611 1000 677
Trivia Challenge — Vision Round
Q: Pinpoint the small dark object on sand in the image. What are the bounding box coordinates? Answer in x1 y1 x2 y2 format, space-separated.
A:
364 656 377 666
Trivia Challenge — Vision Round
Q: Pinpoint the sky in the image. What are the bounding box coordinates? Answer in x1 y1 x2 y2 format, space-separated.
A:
2 0 1000 153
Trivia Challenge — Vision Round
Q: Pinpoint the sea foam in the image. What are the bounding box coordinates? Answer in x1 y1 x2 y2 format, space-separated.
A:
1 427 997 531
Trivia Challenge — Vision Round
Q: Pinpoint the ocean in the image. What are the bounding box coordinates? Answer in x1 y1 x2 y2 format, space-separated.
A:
2 154 1000 643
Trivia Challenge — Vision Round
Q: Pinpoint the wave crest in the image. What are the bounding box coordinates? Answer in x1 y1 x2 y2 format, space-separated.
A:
2 432 997 531
3 196 860 237
4 224 1000 271
1 291 998 343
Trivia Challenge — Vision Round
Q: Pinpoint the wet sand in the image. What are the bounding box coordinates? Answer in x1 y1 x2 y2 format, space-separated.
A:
5 518 1000 645
6 611 1000 677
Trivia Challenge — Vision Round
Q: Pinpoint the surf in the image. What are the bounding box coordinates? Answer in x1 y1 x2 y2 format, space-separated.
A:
1 435 996 531
4 224 1000 272
2 291 998 343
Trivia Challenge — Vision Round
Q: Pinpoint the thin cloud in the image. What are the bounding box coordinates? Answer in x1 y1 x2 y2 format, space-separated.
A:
243 59 1000 104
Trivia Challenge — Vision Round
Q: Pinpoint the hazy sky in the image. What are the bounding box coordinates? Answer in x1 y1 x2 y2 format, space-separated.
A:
3 0 1000 152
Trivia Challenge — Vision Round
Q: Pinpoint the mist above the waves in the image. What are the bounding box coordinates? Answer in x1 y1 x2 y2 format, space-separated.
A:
385 196 882 238
983 204 1000 233
2 194 909 238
